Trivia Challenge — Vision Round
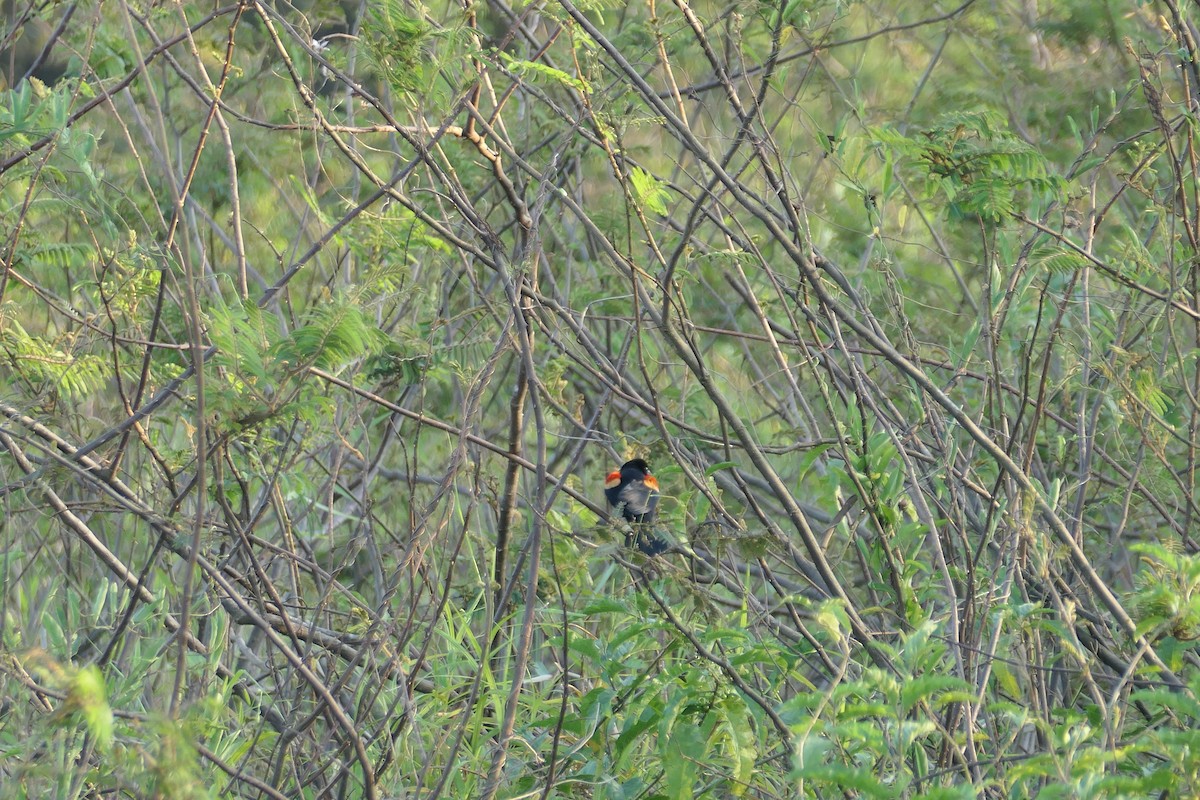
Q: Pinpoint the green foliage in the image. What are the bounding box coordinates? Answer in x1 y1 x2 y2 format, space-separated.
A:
274 298 390 371
0 80 68 148
139 716 212 800
787 622 974 798
206 295 388 432
1030 243 1091 274
629 165 672 215
0 316 108 400
874 111 1067 223
359 0 434 93
1127 543 1200 642
498 51 591 93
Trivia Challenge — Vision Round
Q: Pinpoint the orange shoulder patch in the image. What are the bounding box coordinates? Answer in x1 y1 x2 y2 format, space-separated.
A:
643 475 660 490
605 471 622 488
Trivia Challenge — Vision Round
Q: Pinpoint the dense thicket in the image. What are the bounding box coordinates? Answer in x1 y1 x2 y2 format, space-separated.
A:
3 1 1200 797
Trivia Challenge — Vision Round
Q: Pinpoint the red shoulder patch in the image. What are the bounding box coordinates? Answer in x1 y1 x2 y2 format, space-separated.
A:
605 471 622 488
643 475 660 490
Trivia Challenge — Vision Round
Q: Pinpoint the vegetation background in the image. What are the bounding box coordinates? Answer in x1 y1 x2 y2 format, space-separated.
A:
2 0 1200 797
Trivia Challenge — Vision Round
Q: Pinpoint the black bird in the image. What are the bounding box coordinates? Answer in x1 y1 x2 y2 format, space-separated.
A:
605 459 668 555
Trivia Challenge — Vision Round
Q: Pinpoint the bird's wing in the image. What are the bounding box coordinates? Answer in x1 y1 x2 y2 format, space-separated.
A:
619 475 660 519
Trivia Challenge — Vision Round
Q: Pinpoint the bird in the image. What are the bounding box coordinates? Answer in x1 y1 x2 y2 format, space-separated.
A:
605 458 668 555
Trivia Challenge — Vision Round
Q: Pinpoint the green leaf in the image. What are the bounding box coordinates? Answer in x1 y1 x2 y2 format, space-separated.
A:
582 598 629 615
716 697 757 796
68 665 114 752
663 721 706 800
900 674 974 713
498 51 591 93
792 763 896 798
629 166 672 215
